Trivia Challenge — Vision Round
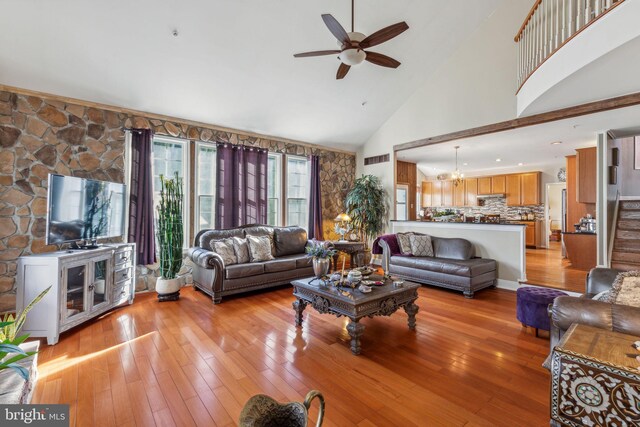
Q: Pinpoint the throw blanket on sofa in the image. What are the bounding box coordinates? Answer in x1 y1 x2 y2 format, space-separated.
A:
372 234 402 256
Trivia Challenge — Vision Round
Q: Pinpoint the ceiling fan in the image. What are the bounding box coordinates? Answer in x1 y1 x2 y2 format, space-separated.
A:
294 0 409 79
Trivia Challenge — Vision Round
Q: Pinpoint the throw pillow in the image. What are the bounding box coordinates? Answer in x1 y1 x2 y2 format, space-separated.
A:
247 235 275 262
397 232 414 255
592 290 611 302
608 271 640 307
409 234 434 257
232 237 250 264
210 238 237 266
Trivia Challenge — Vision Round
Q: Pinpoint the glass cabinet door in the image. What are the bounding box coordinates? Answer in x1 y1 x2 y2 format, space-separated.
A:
64 264 87 321
90 256 111 311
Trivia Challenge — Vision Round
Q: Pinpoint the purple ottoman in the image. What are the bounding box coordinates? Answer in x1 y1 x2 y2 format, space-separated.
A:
516 287 568 337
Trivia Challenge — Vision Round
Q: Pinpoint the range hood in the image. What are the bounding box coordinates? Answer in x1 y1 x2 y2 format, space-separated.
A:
476 193 506 199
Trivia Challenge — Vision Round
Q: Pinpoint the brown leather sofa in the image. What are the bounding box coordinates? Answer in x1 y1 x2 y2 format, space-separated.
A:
548 267 640 364
379 235 497 298
188 224 314 303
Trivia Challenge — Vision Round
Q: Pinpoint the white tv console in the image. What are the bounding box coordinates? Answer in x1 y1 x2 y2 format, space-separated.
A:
16 243 135 345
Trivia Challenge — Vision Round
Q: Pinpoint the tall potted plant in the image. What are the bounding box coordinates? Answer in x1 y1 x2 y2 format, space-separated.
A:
344 175 389 257
155 172 184 302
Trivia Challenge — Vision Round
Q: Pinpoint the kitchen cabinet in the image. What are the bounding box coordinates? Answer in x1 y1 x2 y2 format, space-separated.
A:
576 147 597 204
465 178 478 206
506 174 522 206
506 172 540 206
478 177 492 195
492 176 506 194
421 181 432 207
432 180 443 207
521 172 541 205
513 220 542 248
453 180 465 206
442 180 454 207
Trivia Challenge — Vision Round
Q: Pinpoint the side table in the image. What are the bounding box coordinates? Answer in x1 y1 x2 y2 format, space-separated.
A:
550 324 640 426
329 241 365 271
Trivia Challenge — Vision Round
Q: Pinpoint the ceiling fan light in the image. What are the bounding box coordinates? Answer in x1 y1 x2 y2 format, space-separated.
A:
339 48 366 66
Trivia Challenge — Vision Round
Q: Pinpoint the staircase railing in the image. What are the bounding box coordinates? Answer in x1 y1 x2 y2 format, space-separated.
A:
515 0 626 92
608 191 620 268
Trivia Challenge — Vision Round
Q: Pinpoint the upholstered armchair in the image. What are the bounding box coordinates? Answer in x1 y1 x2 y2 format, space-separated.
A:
549 268 640 354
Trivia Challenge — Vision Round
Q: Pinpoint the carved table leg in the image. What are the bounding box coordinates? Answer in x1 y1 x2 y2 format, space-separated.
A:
404 301 419 330
293 299 307 327
346 320 365 355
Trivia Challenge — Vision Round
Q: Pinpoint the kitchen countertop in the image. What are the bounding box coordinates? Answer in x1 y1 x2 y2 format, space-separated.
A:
391 220 526 226
562 231 597 235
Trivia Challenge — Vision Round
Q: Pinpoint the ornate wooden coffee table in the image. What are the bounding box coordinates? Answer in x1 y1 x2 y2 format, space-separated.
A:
550 324 640 426
291 276 420 355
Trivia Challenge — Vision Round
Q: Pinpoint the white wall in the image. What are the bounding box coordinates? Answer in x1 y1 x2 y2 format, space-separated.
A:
357 0 532 222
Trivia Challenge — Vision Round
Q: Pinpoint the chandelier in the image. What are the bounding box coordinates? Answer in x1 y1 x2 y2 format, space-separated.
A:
451 146 464 187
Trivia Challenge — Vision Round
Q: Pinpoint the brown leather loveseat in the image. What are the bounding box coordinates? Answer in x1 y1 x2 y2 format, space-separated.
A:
378 234 497 298
188 224 314 303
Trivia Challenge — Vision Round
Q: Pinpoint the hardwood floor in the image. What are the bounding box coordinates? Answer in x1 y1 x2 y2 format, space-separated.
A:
524 241 588 293
32 285 551 426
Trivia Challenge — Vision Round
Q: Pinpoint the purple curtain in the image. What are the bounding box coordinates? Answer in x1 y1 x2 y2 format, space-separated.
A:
127 128 156 265
308 155 323 240
215 143 268 228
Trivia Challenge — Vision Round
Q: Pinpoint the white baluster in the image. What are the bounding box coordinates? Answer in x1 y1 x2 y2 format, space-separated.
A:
562 0 567 42
555 0 560 50
585 0 591 24
568 0 574 38
576 0 582 32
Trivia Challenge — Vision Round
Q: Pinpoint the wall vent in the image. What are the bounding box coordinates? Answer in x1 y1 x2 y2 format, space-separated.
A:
364 154 390 166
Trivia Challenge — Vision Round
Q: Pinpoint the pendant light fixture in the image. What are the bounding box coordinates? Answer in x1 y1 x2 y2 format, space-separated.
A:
451 146 464 187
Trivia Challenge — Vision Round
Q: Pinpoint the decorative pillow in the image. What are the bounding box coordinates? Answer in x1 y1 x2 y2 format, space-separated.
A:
607 271 640 307
396 232 414 255
246 235 275 262
232 237 250 264
592 290 611 302
409 234 434 257
210 238 237 266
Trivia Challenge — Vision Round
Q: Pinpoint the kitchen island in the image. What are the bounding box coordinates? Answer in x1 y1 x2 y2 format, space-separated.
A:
561 232 597 270
390 221 527 289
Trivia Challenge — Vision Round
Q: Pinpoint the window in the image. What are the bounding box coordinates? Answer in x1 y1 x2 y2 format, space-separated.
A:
151 136 189 246
286 156 310 229
396 185 408 221
196 142 216 232
267 154 282 226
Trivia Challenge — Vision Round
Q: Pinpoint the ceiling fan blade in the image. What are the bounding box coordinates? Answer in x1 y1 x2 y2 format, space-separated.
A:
322 14 351 46
365 51 401 68
294 50 341 58
336 63 351 80
359 22 409 49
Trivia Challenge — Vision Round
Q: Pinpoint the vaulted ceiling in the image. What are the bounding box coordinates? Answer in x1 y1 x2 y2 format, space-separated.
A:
0 0 504 150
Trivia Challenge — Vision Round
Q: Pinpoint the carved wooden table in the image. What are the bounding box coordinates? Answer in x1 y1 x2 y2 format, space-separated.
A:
550 324 640 426
291 276 420 355
328 241 365 271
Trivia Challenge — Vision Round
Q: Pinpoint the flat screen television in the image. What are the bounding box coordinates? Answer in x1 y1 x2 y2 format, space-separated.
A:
46 174 127 246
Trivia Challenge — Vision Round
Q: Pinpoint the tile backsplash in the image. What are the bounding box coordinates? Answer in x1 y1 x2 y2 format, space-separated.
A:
425 197 545 220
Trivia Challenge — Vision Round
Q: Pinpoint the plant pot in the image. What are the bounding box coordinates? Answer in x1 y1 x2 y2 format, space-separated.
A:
312 258 330 278
156 277 180 302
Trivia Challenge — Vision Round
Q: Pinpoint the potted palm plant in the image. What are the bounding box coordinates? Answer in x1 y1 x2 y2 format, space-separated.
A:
155 172 184 302
344 175 389 261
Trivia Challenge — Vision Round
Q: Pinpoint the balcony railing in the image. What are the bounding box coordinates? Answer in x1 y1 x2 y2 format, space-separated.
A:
515 0 626 92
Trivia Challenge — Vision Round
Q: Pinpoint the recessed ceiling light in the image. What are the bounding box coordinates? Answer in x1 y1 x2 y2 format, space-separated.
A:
496 158 502 162
518 162 524 166
551 141 562 145
463 163 468 166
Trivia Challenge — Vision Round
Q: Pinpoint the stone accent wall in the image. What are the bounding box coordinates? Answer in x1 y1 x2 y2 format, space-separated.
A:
0 89 355 311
